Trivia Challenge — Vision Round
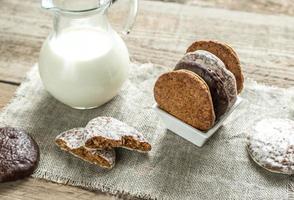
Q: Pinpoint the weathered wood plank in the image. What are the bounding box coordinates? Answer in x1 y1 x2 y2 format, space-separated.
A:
151 0 294 16
1 0 294 87
128 1 294 87
0 82 17 108
0 178 115 200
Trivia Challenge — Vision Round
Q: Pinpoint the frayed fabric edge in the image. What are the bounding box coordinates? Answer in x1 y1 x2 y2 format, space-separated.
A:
32 169 157 200
0 65 38 127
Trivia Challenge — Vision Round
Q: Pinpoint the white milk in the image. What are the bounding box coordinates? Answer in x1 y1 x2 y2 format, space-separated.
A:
39 28 130 109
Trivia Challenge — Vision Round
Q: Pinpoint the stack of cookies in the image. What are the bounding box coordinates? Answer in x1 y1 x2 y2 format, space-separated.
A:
55 117 151 169
154 40 244 131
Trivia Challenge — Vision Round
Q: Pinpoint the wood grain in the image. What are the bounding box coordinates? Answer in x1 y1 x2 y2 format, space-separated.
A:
0 178 115 200
0 83 17 108
1 0 294 87
0 0 294 199
152 0 294 16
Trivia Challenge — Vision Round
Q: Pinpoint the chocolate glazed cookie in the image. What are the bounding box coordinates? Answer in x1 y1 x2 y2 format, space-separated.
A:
175 51 237 119
186 40 244 93
0 127 39 182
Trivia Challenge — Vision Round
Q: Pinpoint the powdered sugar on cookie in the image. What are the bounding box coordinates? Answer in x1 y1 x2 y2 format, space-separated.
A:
86 117 146 141
85 117 151 152
55 128 116 169
247 118 294 174
55 128 86 150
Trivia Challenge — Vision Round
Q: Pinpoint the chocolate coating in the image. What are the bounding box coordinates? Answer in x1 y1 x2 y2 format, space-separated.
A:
0 127 39 182
175 51 237 119
186 40 244 93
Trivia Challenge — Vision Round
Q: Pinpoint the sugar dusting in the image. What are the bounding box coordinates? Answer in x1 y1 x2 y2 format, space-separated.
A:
247 118 294 174
55 128 86 149
55 128 115 168
86 117 147 142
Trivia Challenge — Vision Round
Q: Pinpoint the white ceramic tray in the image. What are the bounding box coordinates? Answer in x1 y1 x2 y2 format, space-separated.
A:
153 97 243 147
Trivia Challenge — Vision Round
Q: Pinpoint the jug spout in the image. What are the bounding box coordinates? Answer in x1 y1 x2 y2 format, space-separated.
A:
41 0 105 13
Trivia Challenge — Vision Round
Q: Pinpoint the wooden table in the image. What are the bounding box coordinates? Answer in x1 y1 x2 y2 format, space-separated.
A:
1 0 294 199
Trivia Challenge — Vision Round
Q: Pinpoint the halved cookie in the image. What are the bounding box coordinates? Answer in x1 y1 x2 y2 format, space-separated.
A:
186 40 244 94
154 69 215 131
84 117 152 152
174 51 237 120
55 128 115 169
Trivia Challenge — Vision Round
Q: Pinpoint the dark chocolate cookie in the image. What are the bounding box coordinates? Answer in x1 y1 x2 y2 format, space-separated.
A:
175 51 237 119
0 127 39 182
186 40 244 93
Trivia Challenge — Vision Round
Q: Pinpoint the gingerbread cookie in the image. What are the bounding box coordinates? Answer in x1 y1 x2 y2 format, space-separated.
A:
247 118 294 175
175 51 237 120
0 127 39 182
154 69 215 131
85 117 152 152
186 40 244 94
55 128 115 169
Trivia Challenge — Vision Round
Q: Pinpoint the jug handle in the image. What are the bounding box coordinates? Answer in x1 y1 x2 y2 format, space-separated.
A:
118 0 138 35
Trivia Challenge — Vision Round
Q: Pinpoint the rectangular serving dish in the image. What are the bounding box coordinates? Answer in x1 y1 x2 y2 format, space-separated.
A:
153 97 243 147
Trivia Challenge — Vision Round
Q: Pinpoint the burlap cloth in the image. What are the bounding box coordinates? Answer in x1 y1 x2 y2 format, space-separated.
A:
0 63 293 199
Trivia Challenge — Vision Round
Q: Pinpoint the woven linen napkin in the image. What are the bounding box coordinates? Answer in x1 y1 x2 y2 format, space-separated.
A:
0 63 293 200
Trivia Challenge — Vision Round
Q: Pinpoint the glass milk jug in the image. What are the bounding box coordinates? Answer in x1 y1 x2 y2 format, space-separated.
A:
39 0 137 109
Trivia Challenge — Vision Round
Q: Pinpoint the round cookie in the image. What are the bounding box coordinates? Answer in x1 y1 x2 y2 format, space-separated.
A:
186 40 244 94
247 118 294 175
0 127 40 182
174 51 237 120
154 69 215 131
